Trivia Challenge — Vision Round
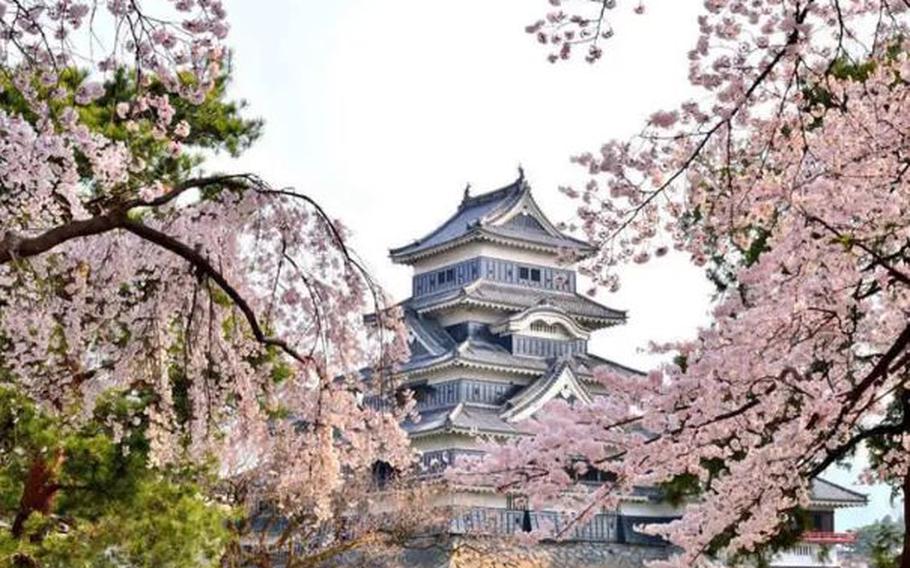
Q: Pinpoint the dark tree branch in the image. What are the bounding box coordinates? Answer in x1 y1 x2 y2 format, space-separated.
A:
125 173 261 209
120 219 315 367
0 176 375 370
0 208 126 264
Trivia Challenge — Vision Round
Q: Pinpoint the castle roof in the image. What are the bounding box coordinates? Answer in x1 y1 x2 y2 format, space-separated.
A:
404 403 522 438
406 282 625 329
809 478 867 506
500 359 592 422
388 169 865 525
389 175 595 264
400 312 637 380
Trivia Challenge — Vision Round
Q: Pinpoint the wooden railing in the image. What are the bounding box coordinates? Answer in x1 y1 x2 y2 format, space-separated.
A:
802 531 856 544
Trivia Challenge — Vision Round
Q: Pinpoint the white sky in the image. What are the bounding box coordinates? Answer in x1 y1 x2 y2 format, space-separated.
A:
214 0 899 529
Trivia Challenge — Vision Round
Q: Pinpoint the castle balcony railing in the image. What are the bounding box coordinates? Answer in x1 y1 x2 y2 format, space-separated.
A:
801 531 856 545
770 541 841 568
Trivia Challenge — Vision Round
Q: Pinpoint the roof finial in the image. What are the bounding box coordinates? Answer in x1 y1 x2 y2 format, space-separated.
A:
462 182 472 204
517 164 525 181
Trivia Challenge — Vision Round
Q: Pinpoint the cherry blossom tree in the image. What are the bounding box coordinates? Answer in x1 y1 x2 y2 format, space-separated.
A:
0 1 417 565
473 1 910 567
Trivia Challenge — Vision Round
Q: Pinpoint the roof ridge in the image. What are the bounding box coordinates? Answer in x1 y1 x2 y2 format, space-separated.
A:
584 353 645 376
458 175 524 211
446 402 465 426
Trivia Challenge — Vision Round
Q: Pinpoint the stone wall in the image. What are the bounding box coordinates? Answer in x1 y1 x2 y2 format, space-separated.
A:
398 538 672 568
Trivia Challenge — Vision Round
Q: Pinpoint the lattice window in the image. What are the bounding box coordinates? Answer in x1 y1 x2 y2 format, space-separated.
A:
529 320 565 336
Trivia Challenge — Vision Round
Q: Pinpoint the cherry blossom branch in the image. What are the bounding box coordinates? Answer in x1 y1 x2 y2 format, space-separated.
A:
126 174 261 209
808 422 906 478
803 213 910 287
603 3 812 243
500 2 910 565
0 208 127 264
120 219 314 367
0 191 328 369
0 4 417 561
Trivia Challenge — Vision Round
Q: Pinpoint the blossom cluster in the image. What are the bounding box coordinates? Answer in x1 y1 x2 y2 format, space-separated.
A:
525 0 643 63
477 2 910 566
0 0 416 547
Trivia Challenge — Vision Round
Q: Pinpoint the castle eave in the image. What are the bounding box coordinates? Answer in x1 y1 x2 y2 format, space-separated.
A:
390 228 594 265
402 356 544 379
408 283 626 329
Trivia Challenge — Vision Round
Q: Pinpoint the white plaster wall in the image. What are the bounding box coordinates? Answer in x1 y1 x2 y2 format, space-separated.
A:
412 434 484 453
619 501 686 517
436 490 508 509
435 307 502 326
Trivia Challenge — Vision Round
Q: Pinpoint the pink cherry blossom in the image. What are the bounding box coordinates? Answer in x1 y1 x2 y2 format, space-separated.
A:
475 2 910 567
0 2 418 563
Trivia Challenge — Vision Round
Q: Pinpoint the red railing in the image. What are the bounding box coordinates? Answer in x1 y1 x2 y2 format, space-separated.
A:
802 531 856 544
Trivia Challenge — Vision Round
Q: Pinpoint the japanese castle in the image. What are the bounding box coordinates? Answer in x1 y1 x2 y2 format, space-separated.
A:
387 173 867 568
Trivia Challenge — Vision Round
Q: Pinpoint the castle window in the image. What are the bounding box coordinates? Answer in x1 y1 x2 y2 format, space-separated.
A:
530 268 541 282
518 266 530 280
372 460 398 488
434 269 455 284
810 511 834 532
530 320 563 336
410 384 431 404
574 465 617 484
507 495 529 511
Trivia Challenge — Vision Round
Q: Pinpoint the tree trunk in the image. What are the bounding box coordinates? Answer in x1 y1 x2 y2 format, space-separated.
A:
902 469 910 568
10 451 64 540
902 389 910 568
11 553 38 568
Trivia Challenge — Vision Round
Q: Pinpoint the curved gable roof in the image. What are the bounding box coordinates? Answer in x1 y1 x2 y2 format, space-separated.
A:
502 360 593 422
490 300 593 339
389 174 594 263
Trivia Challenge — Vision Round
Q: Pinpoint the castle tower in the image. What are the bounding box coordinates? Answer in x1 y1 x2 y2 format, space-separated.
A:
390 173 635 457
386 174 866 566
